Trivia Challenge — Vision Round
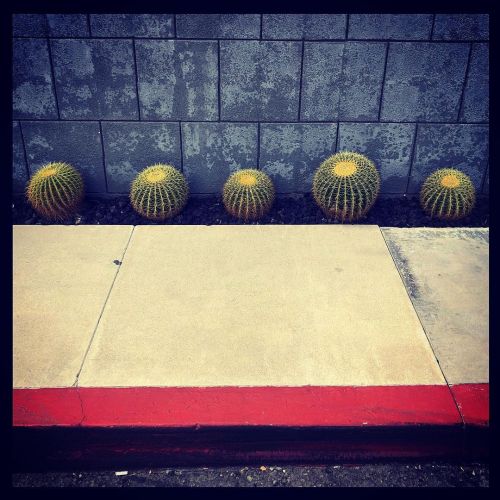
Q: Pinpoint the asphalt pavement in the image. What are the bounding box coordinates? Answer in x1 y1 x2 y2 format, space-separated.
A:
12 462 489 487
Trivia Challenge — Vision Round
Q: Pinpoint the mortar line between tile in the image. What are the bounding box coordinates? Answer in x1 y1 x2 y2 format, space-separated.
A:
73 226 136 387
456 43 473 123
378 227 465 427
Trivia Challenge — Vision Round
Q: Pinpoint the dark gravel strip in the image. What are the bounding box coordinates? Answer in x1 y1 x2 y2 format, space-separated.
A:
12 194 489 227
12 462 489 487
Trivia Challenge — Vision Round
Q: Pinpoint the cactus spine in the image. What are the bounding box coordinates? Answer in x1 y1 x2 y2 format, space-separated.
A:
420 168 475 220
130 164 189 220
223 169 275 221
312 151 380 222
26 162 84 220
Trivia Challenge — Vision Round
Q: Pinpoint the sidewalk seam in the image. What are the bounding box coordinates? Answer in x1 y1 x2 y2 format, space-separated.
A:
378 227 465 428
72 226 136 388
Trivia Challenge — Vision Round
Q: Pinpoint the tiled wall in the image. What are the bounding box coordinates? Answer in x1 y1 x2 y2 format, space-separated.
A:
12 14 489 196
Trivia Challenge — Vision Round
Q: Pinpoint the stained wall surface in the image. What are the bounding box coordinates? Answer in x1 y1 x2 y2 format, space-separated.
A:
13 14 489 196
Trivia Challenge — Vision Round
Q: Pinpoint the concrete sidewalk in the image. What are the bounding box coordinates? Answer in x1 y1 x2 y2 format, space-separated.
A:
12 224 489 464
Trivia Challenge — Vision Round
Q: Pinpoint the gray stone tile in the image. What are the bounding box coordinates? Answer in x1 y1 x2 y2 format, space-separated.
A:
102 122 181 193
90 14 174 38
409 124 489 193
260 123 337 193
51 39 138 120
348 14 433 40
176 14 260 39
47 14 89 37
482 166 489 194
380 42 469 122
13 122 28 193
338 123 416 193
136 40 218 120
22 121 106 193
13 39 58 119
460 43 489 123
182 123 258 193
262 14 346 40
220 41 302 121
301 42 386 121
13 14 47 37
433 14 489 40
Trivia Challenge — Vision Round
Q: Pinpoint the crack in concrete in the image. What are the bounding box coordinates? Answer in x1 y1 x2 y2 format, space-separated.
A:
72 226 136 387
379 227 466 429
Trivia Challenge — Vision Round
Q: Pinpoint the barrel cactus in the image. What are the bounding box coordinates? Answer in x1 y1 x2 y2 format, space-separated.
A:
420 168 475 220
223 169 275 221
130 164 189 220
26 162 84 220
312 151 380 222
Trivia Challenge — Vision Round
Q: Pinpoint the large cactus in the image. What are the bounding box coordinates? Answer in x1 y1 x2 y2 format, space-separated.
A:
223 169 275 221
312 151 380 222
130 164 189 220
26 162 84 220
420 168 475 220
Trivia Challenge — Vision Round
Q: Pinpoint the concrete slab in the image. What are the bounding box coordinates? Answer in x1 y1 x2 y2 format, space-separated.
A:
79 225 445 387
13 225 133 388
381 228 488 384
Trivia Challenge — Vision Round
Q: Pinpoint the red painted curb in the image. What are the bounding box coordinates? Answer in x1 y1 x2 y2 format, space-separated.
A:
14 385 462 428
450 383 489 427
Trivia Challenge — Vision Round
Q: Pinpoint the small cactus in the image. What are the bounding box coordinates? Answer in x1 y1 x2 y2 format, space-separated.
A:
223 169 275 221
312 151 380 222
26 162 84 220
420 168 475 220
130 164 189 220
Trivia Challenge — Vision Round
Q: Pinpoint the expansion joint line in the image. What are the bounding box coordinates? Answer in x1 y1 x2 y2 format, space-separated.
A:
72 226 135 387
378 228 465 428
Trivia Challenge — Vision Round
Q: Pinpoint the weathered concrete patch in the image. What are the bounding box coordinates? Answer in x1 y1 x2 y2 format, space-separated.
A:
47 14 89 37
13 226 133 388
13 14 48 36
79 225 445 387
348 14 433 40
459 44 489 123
260 123 337 192
220 41 302 121
338 123 415 193
13 39 58 120
380 42 469 122
301 42 386 121
13 122 28 193
262 14 346 39
382 228 489 384
182 123 258 193
51 39 138 120
102 122 181 193
136 40 218 120
22 121 106 193
409 124 489 193
90 14 174 38
177 14 260 39
433 14 489 40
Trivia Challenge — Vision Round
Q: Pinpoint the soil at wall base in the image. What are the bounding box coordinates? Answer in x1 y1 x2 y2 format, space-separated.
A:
12 194 489 228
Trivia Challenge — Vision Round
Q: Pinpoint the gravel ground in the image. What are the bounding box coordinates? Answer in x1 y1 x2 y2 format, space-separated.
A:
12 194 489 227
12 462 489 487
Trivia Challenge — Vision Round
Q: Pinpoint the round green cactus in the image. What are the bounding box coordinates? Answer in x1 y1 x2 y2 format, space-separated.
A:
420 168 475 220
26 162 84 220
223 169 275 221
130 164 189 220
312 151 380 222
